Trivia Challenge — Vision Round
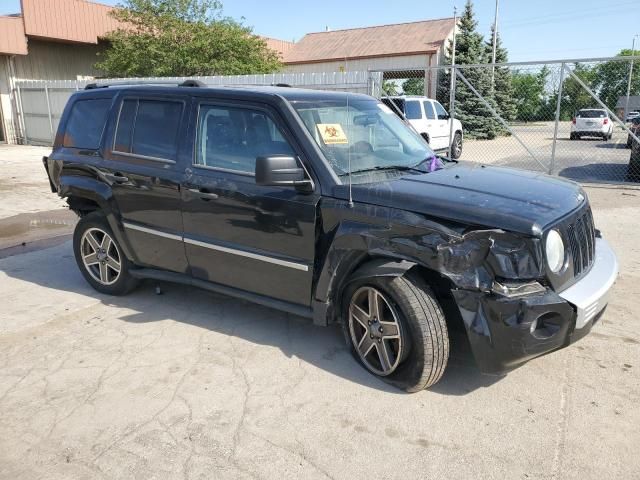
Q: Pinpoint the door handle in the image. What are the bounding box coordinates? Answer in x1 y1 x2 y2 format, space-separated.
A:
188 188 219 200
103 172 129 184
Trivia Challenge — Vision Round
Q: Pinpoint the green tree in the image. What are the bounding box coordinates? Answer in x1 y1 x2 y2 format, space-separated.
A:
511 66 550 121
558 63 596 120
485 26 516 124
438 1 498 139
96 0 281 77
382 80 400 96
402 77 424 95
592 49 640 112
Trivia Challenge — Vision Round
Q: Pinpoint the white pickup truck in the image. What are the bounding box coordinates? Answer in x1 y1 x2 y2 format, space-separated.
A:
382 96 463 159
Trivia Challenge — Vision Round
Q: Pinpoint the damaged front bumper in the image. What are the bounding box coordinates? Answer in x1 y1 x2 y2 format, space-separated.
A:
452 237 618 374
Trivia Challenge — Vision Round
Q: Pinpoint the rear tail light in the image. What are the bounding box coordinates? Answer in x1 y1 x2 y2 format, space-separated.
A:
572 118 576 124
603 118 609 125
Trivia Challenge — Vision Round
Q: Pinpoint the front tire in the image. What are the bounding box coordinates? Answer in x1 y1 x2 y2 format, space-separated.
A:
342 271 449 392
73 212 138 295
450 132 463 159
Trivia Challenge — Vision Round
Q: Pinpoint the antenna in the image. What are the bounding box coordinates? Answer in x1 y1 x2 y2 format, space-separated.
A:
345 56 354 208
347 92 353 207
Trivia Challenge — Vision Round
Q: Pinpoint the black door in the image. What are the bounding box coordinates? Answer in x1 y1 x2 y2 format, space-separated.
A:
102 93 189 274
181 101 319 306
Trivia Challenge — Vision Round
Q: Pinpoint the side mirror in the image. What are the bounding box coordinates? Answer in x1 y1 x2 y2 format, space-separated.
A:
255 155 312 189
438 113 450 121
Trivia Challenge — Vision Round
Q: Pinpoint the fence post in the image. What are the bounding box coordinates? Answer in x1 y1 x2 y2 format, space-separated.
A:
16 84 27 145
448 65 457 158
44 85 54 143
550 62 566 175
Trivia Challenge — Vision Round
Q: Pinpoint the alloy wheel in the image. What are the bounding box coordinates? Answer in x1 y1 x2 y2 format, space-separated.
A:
348 286 405 376
80 228 122 285
452 135 462 158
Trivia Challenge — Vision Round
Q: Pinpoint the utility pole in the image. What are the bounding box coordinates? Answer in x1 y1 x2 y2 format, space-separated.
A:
624 34 638 122
490 0 500 92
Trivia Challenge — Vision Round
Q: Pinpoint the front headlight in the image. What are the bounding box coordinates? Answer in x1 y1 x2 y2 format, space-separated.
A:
545 229 565 273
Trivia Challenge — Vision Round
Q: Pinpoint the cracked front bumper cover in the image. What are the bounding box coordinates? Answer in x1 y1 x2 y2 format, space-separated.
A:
452 237 618 374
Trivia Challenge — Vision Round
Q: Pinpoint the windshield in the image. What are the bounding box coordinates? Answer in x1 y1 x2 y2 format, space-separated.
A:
578 110 606 118
291 97 436 184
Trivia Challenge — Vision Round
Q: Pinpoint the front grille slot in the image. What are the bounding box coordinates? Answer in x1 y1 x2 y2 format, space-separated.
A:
566 207 596 278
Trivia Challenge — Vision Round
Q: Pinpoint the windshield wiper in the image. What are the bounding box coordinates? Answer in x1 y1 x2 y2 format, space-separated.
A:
339 165 425 176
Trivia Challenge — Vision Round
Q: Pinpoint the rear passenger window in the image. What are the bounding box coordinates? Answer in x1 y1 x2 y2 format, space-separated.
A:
195 105 294 174
113 98 183 161
404 101 422 120
63 98 111 149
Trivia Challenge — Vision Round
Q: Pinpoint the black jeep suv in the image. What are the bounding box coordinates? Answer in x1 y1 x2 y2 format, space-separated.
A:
44 82 618 392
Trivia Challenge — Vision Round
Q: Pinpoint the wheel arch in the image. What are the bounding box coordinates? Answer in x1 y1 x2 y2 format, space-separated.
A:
60 176 135 262
315 250 457 328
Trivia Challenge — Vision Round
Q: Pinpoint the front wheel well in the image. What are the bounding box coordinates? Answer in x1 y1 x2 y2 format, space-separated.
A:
410 265 464 331
67 196 101 217
332 258 461 330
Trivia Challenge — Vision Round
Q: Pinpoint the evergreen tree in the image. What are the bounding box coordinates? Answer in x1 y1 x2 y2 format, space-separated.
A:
402 78 424 95
486 26 517 126
438 1 498 139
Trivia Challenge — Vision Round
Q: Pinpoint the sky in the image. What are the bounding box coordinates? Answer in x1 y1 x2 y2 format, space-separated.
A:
1 0 639 62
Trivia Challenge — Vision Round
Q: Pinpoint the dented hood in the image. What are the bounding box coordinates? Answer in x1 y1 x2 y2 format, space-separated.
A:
342 163 585 236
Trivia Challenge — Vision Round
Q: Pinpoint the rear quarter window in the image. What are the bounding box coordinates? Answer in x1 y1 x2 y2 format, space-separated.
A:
62 98 111 149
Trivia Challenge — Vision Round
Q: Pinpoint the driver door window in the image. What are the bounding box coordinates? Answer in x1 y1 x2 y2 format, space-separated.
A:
195 105 294 174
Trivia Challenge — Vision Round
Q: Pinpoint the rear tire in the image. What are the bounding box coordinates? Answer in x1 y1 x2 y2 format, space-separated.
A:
73 212 138 296
570 133 578 140
342 271 449 392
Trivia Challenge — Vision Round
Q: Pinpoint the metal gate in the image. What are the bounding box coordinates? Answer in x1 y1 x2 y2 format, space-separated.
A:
369 56 640 184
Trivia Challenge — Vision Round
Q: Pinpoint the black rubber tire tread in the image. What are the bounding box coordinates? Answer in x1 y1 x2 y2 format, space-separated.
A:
73 211 138 296
451 132 463 159
392 272 449 391
342 270 449 392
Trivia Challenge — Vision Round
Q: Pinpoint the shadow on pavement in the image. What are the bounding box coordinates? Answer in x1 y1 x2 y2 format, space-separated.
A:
0 241 502 396
595 142 630 150
558 162 631 183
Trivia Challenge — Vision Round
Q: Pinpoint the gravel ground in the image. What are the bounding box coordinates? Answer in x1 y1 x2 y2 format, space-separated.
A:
0 145 638 480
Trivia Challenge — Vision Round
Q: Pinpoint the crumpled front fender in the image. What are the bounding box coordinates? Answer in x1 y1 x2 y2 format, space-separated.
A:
312 202 545 325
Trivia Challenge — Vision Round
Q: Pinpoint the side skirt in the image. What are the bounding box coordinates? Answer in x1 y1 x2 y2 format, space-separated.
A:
129 268 313 319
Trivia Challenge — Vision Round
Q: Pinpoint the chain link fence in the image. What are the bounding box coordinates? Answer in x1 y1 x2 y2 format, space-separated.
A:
12 56 640 184
13 71 382 146
370 56 640 184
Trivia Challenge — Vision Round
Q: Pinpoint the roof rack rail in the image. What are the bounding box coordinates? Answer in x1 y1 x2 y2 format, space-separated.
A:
84 79 206 90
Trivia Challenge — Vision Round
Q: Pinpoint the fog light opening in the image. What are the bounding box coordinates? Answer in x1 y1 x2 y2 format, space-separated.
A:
530 312 563 339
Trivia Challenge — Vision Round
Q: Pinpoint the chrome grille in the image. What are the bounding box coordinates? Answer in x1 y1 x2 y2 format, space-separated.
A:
566 207 596 277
